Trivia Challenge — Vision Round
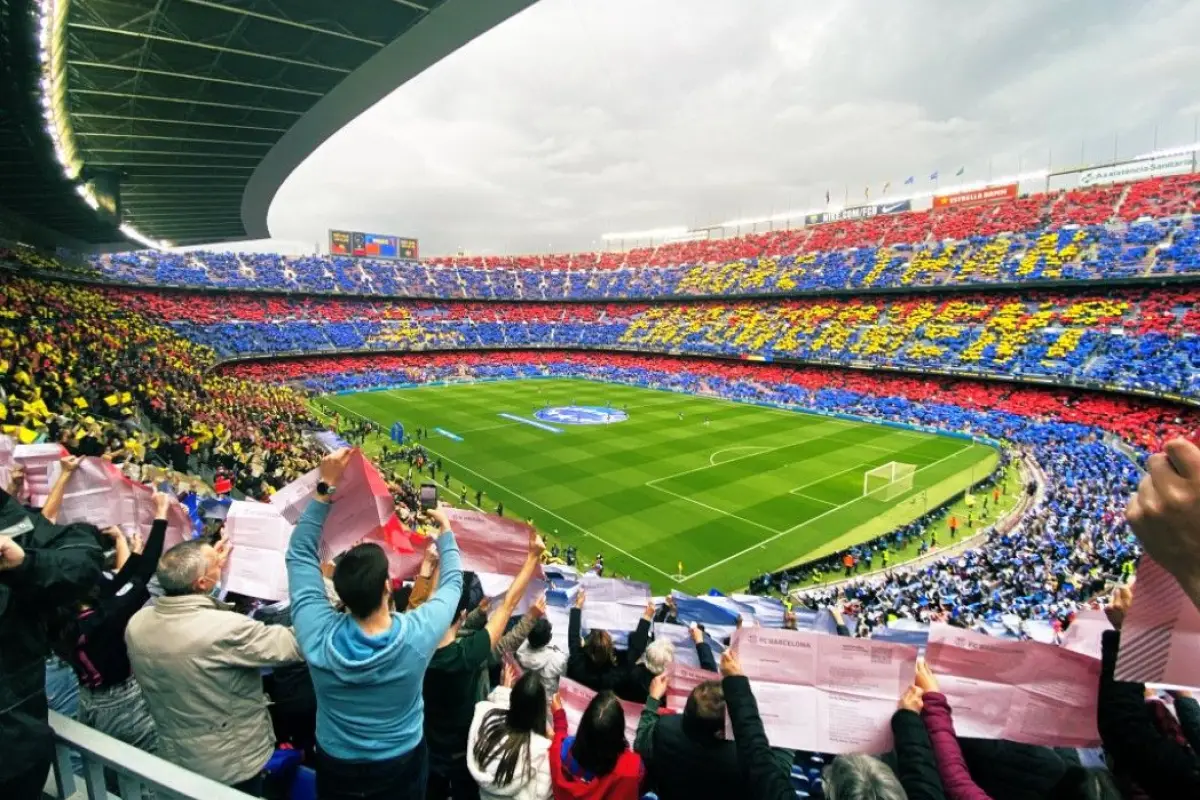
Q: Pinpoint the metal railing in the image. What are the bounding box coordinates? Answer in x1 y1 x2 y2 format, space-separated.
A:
47 711 250 800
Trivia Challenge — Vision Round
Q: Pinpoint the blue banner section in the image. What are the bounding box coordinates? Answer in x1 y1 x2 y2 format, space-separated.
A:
869 626 931 647
390 421 405 444
669 590 742 626
313 430 352 452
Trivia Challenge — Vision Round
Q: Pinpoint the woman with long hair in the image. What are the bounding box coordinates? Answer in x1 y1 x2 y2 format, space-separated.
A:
549 690 642 800
468 666 554 800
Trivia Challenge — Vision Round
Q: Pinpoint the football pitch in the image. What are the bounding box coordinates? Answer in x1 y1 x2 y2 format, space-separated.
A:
320 378 997 593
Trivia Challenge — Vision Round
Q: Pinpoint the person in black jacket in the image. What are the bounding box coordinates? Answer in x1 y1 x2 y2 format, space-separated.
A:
721 649 946 800
0 485 104 800
617 622 719 704
566 590 651 692
634 664 789 800
46 486 170 755
1097 585 1200 799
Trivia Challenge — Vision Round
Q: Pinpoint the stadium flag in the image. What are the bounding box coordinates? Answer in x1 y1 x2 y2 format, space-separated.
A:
904 175 915 185
55 456 194 549
956 166 965 176
925 624 1101 747
824 189 830 204
1114 556 1200 688
730 626 918 753
221 500 293 601
929 170 939 181
444 508 545 578
864 185 870 199
882 180 890 194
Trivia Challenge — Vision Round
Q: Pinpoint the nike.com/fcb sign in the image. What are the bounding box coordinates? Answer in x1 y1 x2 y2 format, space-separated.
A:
804 200 912 226
534 406 629 425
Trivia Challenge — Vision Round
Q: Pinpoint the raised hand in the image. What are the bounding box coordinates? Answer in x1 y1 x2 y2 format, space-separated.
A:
573 589 586 610
1126 438 1200 607
719 648 742 678
531 594 548 618
60 455 81 473
319 448 353 487
213 537 233 570
152 490 171 520
898 685 925 713
528 531 546 557
914 659 939 693
1106 584 1134 632
642 600 656 621
649 672 670 701
501 661 518 688
0 535 26 570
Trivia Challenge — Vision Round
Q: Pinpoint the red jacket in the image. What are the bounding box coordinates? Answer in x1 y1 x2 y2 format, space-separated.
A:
549 708 643 800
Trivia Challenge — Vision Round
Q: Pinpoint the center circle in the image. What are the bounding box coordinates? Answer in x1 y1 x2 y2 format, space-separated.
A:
534 405 629 425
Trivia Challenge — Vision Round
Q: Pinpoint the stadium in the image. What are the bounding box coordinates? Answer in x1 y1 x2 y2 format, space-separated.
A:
3 1 1200 799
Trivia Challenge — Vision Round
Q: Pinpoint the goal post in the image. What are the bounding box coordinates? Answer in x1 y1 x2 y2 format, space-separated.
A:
863 462 916 501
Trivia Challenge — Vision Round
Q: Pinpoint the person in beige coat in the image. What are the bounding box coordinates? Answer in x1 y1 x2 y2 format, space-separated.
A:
126 537 303 795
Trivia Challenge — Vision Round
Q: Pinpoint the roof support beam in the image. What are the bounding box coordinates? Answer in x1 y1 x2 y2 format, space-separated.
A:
68 61 323 96
87 148 263 159
71 89 303 115
390 0 429 11
176 0 384 47
90 162 257 170
69 23 352 73
73 113 287 133
76 132 271 146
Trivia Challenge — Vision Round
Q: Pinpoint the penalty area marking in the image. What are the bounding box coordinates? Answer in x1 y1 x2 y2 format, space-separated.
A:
680 443 981 582
709 446 772 466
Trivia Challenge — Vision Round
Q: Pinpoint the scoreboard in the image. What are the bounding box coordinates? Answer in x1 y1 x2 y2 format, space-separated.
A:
329 230 418 260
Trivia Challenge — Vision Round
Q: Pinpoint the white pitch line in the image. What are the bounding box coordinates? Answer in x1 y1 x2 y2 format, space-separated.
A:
321 398 681 582
681 443 981 581
792 492 839 507
708 446 771 466
646 422 855 487
645 483 781 534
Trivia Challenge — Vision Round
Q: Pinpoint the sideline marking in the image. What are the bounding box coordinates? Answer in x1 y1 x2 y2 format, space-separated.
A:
322 398 679 582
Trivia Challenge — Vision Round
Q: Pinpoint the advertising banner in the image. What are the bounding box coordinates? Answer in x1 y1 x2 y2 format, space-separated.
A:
933 183 1018 208
1077 153 1194 186
804 199 911 226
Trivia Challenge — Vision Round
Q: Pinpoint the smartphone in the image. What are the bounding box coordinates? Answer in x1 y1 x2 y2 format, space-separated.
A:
419 483 438 510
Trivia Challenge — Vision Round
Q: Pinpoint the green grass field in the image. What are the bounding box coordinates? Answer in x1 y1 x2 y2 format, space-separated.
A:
320 378 997 593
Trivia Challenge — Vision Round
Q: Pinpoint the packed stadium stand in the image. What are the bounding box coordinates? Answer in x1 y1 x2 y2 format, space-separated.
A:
88 174 1200 300
8 170 1200 800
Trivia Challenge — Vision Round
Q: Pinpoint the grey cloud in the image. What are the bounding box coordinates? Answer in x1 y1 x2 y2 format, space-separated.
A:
263 0 1200 256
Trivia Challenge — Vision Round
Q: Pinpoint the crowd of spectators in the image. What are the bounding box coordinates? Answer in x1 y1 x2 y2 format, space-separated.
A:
7 434 1200 800
0 276 320 498
79 174 1200 301
98 284 1200 400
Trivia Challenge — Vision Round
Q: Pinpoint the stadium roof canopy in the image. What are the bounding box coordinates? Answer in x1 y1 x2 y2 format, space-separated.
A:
0 0 533 249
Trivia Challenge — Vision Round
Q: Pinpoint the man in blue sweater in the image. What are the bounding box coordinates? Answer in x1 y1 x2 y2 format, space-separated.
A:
286 449 463 800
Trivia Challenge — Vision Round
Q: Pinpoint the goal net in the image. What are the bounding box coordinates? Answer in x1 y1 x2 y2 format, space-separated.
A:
863 462 916 502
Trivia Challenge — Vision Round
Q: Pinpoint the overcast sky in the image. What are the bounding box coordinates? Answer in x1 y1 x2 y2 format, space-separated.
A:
254 0 1200 257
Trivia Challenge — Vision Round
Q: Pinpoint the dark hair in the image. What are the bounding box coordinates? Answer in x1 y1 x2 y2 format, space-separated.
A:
583 629 615 668
391 584 413 612
527 617 552 649
332 543 389 619
682 680 725 739
472 672 548 787
571 691 627 777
